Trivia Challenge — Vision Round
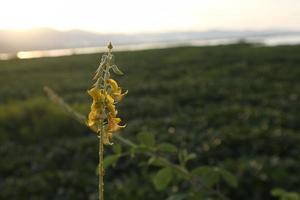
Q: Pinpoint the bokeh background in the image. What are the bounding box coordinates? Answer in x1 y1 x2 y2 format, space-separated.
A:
0 0 300 199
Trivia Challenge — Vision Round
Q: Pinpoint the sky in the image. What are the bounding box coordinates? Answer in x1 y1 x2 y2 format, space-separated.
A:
0 0 299 33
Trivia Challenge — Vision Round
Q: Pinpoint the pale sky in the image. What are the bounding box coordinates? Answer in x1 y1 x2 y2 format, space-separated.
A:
0 0 299 33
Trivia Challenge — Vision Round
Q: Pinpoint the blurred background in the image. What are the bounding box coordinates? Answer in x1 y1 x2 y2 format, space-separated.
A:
0 0 299 199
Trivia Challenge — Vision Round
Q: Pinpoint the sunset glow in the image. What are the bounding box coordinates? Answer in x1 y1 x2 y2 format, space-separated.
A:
1 0 299 33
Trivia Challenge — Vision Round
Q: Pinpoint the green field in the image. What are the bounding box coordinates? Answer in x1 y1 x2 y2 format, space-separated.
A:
0 44 300 200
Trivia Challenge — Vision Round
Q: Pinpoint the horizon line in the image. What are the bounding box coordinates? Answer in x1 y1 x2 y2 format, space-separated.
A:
1 27 300 35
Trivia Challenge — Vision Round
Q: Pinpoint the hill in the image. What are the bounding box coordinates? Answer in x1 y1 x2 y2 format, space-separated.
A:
1 28 300 53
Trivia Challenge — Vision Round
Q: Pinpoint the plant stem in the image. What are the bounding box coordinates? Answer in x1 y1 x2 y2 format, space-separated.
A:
99 123 104 200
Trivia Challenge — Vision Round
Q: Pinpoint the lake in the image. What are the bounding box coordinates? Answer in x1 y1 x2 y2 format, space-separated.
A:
1 34 300 60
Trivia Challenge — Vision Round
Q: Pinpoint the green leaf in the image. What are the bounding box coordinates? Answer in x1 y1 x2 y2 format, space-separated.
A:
111 64 124 75
158 143 178 153
286 193 300 200
186 153 197 161
271 188 300 200
137 132 155 147
112 144 122 154
153 167 173 191
130 148 136 158
103 155 120 169
271 188 286 197
178 149 187 166
166 194 188 200
134 145 151 154
220 169 238 188
148 157 166 167
191 166 220 187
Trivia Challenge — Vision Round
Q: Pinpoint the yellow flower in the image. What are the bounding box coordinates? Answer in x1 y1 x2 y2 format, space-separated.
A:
88 87 105 102
87 87 105 129
107 114 125 133
87 110 100 127
108 79 128 102
105 93 114 104
106 98 118 117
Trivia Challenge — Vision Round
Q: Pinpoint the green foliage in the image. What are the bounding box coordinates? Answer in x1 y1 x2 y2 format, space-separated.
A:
192 166 220 187
178 149 197 166
271 188 300 200
112 129 237 199
190 166 237 188
137 132 156 147
158 143 178 153
148 157 165 167
0 44 300 199
166 194 188 200
112 144 122 154
103 155 120 169
220 168 238 188
153 167 173 190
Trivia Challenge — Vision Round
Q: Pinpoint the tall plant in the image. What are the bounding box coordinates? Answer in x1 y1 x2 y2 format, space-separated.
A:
87 42 127 200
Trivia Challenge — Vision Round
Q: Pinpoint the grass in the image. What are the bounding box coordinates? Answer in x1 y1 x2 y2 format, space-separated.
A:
0 43 300 199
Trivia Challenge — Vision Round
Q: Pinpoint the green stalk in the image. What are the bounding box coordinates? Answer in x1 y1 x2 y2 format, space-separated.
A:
98 123 104 200
98 46 110 200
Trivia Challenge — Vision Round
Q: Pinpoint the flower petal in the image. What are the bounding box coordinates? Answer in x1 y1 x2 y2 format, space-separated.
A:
108 79 119 91
88 87 105 101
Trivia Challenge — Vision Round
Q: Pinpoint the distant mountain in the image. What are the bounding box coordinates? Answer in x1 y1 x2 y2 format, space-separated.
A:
0 28 111 53
0 28 300 53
